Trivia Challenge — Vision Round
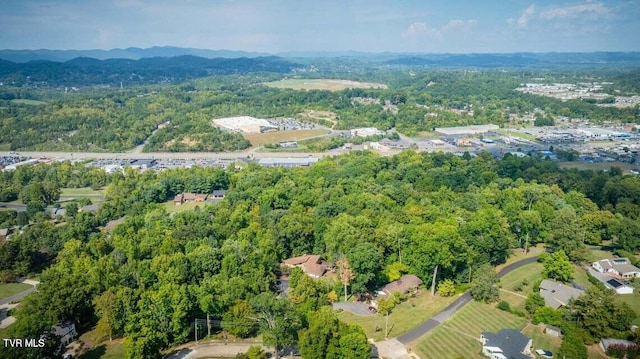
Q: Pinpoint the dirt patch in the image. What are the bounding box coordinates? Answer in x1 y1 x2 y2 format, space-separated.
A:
243 129 329 146
264 79 387 91
298 110 338 128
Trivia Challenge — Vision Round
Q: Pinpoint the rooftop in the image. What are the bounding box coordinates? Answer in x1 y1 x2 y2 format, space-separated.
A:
539 279 584 309
481 329 531 359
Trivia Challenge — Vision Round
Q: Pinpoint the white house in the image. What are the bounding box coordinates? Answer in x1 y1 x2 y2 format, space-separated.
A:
592 258 640 279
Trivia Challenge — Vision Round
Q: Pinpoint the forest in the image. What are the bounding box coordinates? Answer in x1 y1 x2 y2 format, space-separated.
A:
1 151 640 358
1 65 639 152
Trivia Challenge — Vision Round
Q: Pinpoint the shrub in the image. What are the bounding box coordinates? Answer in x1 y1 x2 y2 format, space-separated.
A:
497 301 511 312
437 279 456 297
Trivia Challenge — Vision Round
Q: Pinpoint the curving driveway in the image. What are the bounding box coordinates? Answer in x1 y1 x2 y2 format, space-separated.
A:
332 302 374 316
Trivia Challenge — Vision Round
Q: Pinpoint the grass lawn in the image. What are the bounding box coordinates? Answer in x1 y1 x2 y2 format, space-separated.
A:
77 340 125 359
499 290 528 312
499 261 544 292
336 291 456 341
495 128 538 141
618 291 640 326
263 79 387 91
0 283 32 299
10 99 47 106
496 244 545 273
164 200 208 213
243 129 330 146
59 187 105 202
413 301 528 359
521 323 562 355
558 161 639 173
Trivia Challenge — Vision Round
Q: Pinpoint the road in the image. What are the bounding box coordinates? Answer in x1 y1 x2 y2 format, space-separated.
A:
0 150 340 161
0 279 40 306
396 256 539 345
0 203 26 212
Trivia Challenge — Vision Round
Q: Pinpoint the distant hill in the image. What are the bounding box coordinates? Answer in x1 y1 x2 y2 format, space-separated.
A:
0 55 298 86
385 52 640 67
0 46 270 63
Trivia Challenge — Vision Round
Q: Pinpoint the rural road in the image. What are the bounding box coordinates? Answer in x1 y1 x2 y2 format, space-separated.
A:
0 279 40 306
396 256 539 345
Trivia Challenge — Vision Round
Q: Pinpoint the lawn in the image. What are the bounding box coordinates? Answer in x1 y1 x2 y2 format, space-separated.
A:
495 244 545 273
499 261 544 293
618 291 640 326
0 283 32 299
558 161 639 173
77 341 125 359
413 301 528 359
164 200 208 213
521 323 562 356
59 187 105 202
10 99 47 106
336 291 456 341
495 128 538 141
263 79 387 91
499 290 528 312
243 129 330 146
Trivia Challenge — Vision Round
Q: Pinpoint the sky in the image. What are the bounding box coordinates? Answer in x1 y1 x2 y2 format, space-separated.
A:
1 0 639 53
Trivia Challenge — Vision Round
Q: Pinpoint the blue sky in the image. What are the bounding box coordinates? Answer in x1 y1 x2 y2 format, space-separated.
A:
1 0 638 53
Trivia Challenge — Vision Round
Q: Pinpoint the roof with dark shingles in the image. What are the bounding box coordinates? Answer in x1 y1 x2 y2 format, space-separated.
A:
481 329 531 359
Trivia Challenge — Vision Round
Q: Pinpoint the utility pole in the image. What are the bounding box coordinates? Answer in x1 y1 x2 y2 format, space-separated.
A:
195 319 198 344
431 265 438 296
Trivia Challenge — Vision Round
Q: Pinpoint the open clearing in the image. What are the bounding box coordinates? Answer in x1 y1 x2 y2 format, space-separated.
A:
558 161 639 173
59 187 105 203
163 200 208 213
298 110 338 128
413 301 528 359
10 99 47 106
0 283 32 300
336 291 456 342
244 129 329 146
264 79 387 91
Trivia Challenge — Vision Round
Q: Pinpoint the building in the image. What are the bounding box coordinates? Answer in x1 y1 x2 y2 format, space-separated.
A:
587 267 634 294
379 274 423 296
539 279 585 309
174 193 208 205
281 254 329 279
0 228 9 241
52 321 77 347
350 127 384 137
592 258 640 279
278 141 298 148
435 124 499 136
600 338 635 353
545 325 562 338
480 329 533 359
257 158 319 168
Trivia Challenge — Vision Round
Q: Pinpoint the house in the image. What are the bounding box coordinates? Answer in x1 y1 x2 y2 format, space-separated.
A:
480 329 533 359
281 254 329 279
78 204 101 214
103 217 126 232
174 193 208 205
544 324 562 338
278 141 298 148
600 338 635 352
210 190 227 199
52 321 77 346
380 275 423 296
539 279 584 309
587 267 635 294
592 258 640 279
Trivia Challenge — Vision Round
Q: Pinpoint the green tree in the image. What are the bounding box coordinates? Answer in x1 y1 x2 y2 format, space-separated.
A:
222 300 257 338
94 290 118 341
540 250 574 282
250 293 301 359
525 292 545 314
377 296 396 339
338 325 371 359
471 263 499 303
437 279 456 297
298 306 340 359
547 207 586 261
346 242 382 294
557 325 587 359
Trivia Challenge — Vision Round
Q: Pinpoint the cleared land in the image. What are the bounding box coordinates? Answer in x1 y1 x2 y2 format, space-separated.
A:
413 301 528 359
558 161 639 173
10 99 47 106
298 110 338 128
59 187 105 202
336 291 456 342
244 129 329 146
0 283 32 299
264 79 387 91
164 200 208 213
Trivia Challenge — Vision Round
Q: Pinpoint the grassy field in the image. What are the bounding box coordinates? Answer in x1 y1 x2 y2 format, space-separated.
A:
618 291 640 326
495 128 538 141
77 341 125 359
521 323 562 355
558 161 639 173
413 301 528 359
496 244 545 272
499 261 544 292
59 187 105 202
297 110 338 128
163 200 208 213
243 129 330 146
336 291 456 341
0 283 32 299
264 79 387 91
10 99 47 106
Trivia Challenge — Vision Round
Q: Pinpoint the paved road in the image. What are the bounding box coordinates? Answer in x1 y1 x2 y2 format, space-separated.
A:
333 302 374 316
397 256 539 345
0 285 37 306
0 203 26 212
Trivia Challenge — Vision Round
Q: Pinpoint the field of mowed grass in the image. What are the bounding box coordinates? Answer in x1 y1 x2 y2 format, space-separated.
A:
78 341 125 359
521 323 562 355
263 79 387 91
499 290 528 312
618 291 640 326
336 291 456 341
163 200 208 213
558 161 639 173
499 261 543 293
59 187 105 202
243 129 330 146
0 283 32 299
10 99 47 106
414 301 528 359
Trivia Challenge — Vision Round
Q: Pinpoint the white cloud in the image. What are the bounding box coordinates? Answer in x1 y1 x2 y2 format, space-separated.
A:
403 22 440 38
540 2 610 20
403 19 476 39
443 19 478 31
517 4 536 29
